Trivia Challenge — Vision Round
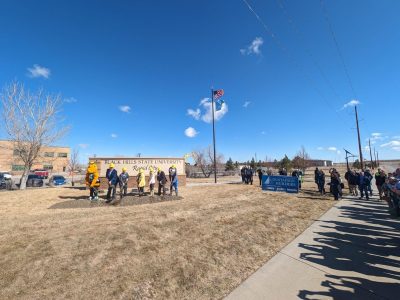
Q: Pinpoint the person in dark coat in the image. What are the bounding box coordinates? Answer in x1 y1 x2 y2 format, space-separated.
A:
358 171 370 200
257 169 263 186
157 167 167 196
240 167 245 183
375 168 387 200
317 170 326 195
106 163 118 203
314 168 319 188
330 171 341 200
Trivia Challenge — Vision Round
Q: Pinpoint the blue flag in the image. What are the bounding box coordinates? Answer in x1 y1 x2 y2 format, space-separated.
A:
216 99 225 111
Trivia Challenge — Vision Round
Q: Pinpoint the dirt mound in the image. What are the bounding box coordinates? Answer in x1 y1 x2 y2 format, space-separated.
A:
49 194 183 209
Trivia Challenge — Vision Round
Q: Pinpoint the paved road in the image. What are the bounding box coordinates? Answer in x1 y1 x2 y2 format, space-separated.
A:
225 195 400 300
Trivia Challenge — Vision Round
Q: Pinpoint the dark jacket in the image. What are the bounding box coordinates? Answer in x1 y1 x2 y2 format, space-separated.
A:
157 171 167 185
106 168 118 185
375 172 386 186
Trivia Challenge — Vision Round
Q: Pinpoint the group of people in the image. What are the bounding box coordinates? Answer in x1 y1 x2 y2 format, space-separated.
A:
314 168 345 200
373 168 400 216
344 169 374 200
85 161 179 203
314 166 400 216
240 166 254 185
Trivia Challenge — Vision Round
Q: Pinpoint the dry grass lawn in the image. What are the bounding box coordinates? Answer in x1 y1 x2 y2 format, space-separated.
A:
0 178 335 299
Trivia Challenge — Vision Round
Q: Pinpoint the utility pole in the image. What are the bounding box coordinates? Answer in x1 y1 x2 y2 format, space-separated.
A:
377 151 380 167
369 139 374 169
374 147 377 169
211 89 217 184
355 106 364 170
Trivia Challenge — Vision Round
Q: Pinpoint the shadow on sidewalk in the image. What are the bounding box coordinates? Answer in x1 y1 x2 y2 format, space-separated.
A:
297 198 400 300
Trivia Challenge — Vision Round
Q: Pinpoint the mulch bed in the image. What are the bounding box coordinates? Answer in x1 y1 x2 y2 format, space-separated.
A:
49 194 183 209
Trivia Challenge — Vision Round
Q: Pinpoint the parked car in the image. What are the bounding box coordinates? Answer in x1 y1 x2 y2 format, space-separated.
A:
0 173 6 189
0 172 13 190
0 171 12 180
32 169 49 179
49 175 67 186
26 174 44 187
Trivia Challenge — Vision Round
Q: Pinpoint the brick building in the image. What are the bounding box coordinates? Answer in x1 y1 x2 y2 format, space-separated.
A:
0 140 70 174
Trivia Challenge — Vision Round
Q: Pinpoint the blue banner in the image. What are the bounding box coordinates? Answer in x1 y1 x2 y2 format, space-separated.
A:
262 175 299 193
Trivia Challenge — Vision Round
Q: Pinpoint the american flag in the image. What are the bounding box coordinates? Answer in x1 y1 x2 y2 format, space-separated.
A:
213 89 224 100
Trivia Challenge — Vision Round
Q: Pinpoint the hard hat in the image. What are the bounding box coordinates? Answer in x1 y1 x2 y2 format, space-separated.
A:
122 167 127 172
157 167 161 172
149 166 154 172
109 163 115 168
139 168 144 173
89 161 95 164
172 164 176 168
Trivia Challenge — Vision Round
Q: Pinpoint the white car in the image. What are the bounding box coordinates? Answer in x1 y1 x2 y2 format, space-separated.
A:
0 172 12 180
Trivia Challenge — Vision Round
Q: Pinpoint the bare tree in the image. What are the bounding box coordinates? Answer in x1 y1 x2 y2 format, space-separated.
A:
192 146 224 178
0 81 68 189
67 149 80 186
293 146 311 171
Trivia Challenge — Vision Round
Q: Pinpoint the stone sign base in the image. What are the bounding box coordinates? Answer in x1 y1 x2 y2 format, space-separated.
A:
98 175 186 190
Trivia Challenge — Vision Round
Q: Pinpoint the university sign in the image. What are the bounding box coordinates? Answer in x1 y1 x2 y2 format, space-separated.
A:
261 175 299 193
89 157 185 177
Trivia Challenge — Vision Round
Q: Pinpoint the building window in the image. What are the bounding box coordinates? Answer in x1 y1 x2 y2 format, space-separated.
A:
58 153 68 158
12 165 25 171
43 165 53 170
44 152 54 157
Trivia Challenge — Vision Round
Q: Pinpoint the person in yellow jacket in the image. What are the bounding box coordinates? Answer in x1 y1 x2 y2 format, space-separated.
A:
137 168 146 196
85 161 100 201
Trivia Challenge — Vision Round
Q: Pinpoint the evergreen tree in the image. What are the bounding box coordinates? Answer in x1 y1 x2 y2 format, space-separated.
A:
250 157 256 169
279 155 292 171
225 157 235 171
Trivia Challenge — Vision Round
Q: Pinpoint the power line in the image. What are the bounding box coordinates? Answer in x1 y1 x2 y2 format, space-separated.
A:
320 0 358 99
276 0 342 102
241 0 352 128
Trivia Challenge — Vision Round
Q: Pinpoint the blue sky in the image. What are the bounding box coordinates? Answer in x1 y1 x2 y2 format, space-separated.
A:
0 0 399 163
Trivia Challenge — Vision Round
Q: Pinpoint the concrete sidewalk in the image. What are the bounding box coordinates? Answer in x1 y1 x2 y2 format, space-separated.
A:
225 195 400 300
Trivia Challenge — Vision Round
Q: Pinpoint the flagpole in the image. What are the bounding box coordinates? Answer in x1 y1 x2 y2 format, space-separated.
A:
211 88 217 183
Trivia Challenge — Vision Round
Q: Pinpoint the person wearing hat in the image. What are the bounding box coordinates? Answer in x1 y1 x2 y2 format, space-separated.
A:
85 161 100 201
169 164 178 193
119 167 129 198
149 166 156 197
136 168 146 196
157 167 167 196
106 163 118 203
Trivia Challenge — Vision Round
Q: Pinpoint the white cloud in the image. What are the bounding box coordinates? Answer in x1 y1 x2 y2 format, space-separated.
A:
184 127 198 138
371 132 382 137
337 150 341 155
187 108 201 120
317 147 324 150
111 133 118 138
261 131 266 135
78 143 89 149
64 97 78 103
381 140 400 148
342 99 360 109
118 105 131 113
328 147 337 151
243 101 251 108
240 37 264 55
200 98 228 123
392 147 400 151
27 64 51 79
